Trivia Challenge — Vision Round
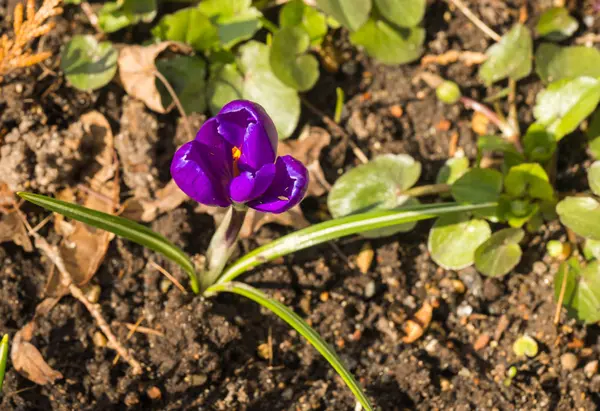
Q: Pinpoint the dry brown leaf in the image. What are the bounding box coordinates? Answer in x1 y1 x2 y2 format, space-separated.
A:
402 301 434 343
239 206 309 239
118 42 192 113
0 210 33 251
278 126 331 197
11 324 62 385
53 112 119 291
121 179 189 222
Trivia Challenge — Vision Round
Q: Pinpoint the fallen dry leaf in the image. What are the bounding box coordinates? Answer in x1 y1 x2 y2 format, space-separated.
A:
11 323 63 385
0 210 33 251
118 42 192 113
278 126 331 197
121 179 188 222
239 206 309 239
402 301 434 344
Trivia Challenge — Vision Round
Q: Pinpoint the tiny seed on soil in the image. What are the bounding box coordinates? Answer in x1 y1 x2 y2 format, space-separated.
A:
356 242 374 274
147 386 162 400
561 353 578 371
92 331 107 348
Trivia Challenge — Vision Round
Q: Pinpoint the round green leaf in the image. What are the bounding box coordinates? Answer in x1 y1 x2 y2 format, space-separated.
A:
557 196 600 240
197 0 262 49
479 24 532 86
328 154 421 237
554 259 600 324
60 35 118 91
349 18 424 65
523 124 557 162
316 0 371 31
451 168 503 204
98 0 157 33
436 156 469 185
535 43 600 84
536 7 578 41
504 163 554 201
513 335 538 357
436 80 462 104
207 63 244 115
155 56 207 114
428 213 491 270
280 0 327 46
151 7 219 51
475 228 524 277
534 76 600 141
270 27 319 91
589 161 600 197
584 239 600 261
374 0 425 28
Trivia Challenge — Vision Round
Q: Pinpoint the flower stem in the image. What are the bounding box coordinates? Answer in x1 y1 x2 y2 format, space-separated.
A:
403 184 451 197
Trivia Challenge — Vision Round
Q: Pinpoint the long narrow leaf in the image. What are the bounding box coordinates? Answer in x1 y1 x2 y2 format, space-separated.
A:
0 334 8 392
18 192 200 294
206 282 374 411
217 202 497 285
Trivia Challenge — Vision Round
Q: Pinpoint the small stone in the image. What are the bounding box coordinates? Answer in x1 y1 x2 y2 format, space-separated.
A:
190 374 208 386
159 278 172 294
83 284 101 304
456 303 473 318
440 378 451 391
356 242 374 274
532 261 547 275
124 392 139 407
591 375 600 392
561 353 578 371
473 333 490 351
147 386 162 400
92 331 107 347
364 280 376 299
257 343 271 360
483 279 503 301
585 361 598 378
319 291 329 302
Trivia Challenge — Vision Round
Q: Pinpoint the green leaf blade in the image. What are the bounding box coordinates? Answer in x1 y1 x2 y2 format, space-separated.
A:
479 24 532 85
557 196 600 241
60 35 118 91
18 192 199 294
536 7 578 41
270 27 320 91
0 334 8 393
451 168 503 204
374 0 425 28
206 282 374 411
475 228 524 277
316 0 371 31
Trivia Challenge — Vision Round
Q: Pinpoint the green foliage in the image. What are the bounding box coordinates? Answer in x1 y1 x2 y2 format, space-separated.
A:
60 35 118 91
280 0 328 46
436 80 462 104
328 154 421 237
315 0 371 31
534 76 600 140
349 18 425 65
156 56 207 114
555 259 600 323
475 228 524 277
589 161 600 197
197 0 262 49
535 44 600 83
207 62 243 115
479 24 532 85
504 163 554 201
374 0 426 28
523 124 557 162
152 8 219 51
98 0 157 33
451 168 503 204
547 240 565 258
0 334 7 393
536 7 578 41
270 27 319 91
557 196 600 241
436 156 469 185
513 335 539 357
17 192 200 294
584 239 600 261
428 213 491 270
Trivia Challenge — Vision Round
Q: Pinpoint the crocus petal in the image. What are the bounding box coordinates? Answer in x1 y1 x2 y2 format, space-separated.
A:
238 122 277 172
248 155 309 214
219 100 279 150
229 163 276 203
171 139 232 207
194 118 231 150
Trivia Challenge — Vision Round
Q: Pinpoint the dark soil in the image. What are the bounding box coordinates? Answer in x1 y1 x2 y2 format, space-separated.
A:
1 1 600 410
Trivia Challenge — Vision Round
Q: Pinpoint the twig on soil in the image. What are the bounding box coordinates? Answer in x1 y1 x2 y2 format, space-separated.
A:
421 50 487 67
27 213 53 235
554 264 568 325
113 316 144 366
446 0 502 42
575 33 600 46
153 69 194 142
507 79 520 138
328 242 356 270
300 96 369 164
80 2 102 35
114 322 164 337
149 260 187 294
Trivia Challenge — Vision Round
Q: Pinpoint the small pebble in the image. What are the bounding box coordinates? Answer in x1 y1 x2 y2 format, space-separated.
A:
189 374 208 386
356 243 374 274
92 331 107 347
84 284 101 304
440 378 451 391
364 281 376 299
585 361 598 379
160 278 172 294
561 353 578 371
456 303 473 318
147 386 162 400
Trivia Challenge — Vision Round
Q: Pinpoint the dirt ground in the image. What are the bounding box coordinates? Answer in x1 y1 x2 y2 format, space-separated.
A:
1 0 600 410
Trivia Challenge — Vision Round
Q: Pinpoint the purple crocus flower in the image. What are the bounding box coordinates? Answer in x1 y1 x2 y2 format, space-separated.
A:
171 100 309 214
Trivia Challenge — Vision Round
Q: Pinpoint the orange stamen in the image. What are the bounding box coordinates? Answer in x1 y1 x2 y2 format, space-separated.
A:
232 147 242 176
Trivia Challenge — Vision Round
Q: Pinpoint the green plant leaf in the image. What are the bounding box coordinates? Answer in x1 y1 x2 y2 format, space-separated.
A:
207 63 244 115
536 7 578 41
374 0 425 28
280 0 328 46
270 27 319 91
535 43 600 83
451 168 503 204
349 18 424 65
217 202 497 284
523 123 557 162
152 7 219 51
316 0 371 31
589 161 600 197
206 282 373 411
475 228 524 277
479 24 532 86
584 239 600 261
60 35 118 91
428 213 491 270
504 163 554 201
98 0 157 33
477 135 524 166
197 0 262 49
328 154 421 237
0 334 7 393
534 76 600 140
557 196 600 240
156 55 207 114
17 192 200 294
513 335 538 357
555 259 600 323
436 156 469 185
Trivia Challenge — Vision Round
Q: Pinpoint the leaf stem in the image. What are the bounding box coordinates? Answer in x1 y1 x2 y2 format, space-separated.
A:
153 69 194 142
